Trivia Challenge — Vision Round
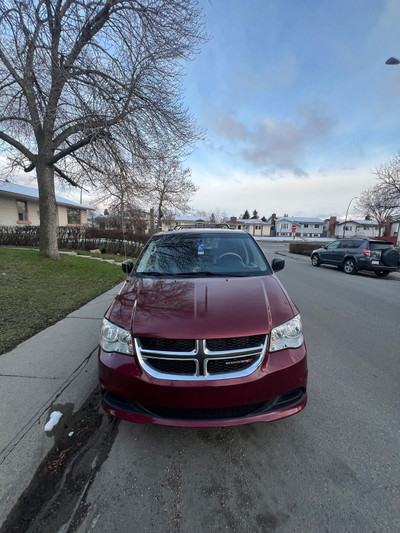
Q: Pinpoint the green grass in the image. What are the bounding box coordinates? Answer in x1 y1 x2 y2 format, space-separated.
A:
0 247 126 355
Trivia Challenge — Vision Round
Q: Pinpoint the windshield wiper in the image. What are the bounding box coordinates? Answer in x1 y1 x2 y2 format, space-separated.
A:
177 271 222 276
136 271 168 277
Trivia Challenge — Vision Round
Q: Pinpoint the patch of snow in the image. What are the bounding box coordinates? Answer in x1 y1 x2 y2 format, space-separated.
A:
68 432 74 437
45 411 63 431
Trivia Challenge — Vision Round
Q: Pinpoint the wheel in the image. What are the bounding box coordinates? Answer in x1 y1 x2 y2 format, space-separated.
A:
343 258 357 274
375 270 390 278
218 252 243 261
311 254 320 267
381 248 399 267
217 252 244 267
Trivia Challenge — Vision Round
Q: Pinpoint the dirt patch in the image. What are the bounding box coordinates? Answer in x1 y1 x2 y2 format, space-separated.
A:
0 388 119 533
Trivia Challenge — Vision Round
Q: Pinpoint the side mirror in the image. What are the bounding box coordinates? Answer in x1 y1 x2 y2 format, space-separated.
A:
122 259 133 275
323 245 328 249
271 257 285 272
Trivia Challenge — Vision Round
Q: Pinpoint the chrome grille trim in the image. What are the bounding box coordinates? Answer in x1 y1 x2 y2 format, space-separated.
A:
135 336 267 381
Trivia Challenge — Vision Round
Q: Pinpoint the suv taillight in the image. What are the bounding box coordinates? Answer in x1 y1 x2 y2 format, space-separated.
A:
363 248 371 257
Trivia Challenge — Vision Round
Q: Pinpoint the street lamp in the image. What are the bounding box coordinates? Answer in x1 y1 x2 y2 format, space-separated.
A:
385 57 400 65
343 196 358 238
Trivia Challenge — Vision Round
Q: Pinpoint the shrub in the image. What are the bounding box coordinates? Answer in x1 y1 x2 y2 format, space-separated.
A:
289 242 328 256
0 225 147 257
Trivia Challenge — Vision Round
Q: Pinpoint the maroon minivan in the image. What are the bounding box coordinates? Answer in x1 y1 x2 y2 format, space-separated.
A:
99 229 307 427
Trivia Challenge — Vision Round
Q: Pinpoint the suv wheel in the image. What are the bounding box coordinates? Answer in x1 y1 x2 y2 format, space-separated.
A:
311 254 320 267
343 258 357 275
375 270 390 278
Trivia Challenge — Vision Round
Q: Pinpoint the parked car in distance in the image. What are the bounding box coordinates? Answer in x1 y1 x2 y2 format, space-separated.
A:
311 238 400 277
99 228 307 427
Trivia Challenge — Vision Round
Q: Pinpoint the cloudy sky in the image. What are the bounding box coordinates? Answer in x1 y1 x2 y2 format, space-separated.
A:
183 0 400 219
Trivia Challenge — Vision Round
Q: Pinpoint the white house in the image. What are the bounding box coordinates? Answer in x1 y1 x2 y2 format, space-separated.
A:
228 217 270 236
333 219 381 238
0 181 92 227
389 215 400 244
275 216 327 237
161 215 211 231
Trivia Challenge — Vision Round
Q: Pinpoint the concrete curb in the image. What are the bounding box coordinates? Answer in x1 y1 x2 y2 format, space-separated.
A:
0 281 125 527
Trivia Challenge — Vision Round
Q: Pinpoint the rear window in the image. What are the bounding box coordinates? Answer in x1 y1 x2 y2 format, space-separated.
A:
369 242 394 251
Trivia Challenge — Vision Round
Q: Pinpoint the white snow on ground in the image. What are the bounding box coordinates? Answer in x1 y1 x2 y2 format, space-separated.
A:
255 237 334 242
68 432 74 437
44 411 63 431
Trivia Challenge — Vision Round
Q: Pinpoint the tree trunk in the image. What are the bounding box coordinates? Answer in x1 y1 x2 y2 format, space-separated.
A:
157 198 164 231
36 161 60 259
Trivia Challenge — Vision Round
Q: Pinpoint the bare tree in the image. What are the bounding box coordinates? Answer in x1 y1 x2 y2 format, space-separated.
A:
0 0 205 258
149 158 198 229
373 155 400 206
355 184 399 236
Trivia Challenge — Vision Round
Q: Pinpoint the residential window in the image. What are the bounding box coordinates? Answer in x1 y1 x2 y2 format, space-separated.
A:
314 224 320 228
281 223 288 229
345 225 352 231
17 201 28 221
237 225 242 230
67 208 81 225
255 225 261 230
304 224 309 228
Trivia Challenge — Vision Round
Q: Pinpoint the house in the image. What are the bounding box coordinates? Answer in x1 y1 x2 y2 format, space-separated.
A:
388 215 400 245
274 216 327 237
161 215 211 231
0 181 93 227
228 217 270 236
333 219 381 238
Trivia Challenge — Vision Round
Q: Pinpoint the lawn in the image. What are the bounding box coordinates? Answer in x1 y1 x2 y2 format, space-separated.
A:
0 247 127 355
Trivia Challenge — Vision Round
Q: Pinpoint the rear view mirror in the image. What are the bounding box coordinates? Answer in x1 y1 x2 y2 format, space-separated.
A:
271 257 285 272
122 259 133 274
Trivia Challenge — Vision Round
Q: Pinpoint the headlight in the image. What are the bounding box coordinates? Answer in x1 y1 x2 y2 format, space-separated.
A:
269 314 304 352
100 318 134 355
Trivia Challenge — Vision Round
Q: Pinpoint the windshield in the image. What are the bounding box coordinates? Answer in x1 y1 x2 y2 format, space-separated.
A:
135 232 270 277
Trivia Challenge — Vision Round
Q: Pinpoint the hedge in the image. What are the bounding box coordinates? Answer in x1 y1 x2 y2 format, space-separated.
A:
0 225 147 258
289 242 329 256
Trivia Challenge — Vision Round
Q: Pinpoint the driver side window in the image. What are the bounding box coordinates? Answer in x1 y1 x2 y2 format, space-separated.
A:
328 241 340 250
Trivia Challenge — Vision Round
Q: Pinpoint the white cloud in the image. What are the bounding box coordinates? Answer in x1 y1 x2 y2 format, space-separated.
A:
191 165 376 219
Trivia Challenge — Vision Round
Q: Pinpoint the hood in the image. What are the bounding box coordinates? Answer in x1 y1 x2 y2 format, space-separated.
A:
107 275 297 339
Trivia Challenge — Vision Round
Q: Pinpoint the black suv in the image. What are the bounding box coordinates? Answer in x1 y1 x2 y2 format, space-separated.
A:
311 239 400 277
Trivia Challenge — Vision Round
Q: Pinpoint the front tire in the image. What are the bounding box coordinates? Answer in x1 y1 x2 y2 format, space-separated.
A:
343 258 357 275
311 254 320 267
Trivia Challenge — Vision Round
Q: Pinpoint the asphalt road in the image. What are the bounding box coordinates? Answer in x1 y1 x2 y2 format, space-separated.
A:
30 243 400 533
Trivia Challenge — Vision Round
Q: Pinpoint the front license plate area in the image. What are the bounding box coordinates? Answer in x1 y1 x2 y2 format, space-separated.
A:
372 260 379 265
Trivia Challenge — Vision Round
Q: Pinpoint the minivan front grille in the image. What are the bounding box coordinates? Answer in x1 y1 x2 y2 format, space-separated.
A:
136 335 267 381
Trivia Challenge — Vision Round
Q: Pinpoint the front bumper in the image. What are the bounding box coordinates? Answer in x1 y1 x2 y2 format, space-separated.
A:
98 344 307 427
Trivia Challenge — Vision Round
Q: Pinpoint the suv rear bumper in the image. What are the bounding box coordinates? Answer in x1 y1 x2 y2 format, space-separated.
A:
356 258 399 273
99 344 307 427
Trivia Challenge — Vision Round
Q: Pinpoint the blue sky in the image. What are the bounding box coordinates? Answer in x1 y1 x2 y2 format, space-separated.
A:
183 0 400 219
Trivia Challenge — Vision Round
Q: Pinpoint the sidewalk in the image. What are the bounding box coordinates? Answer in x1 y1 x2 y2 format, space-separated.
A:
0 281 125 526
